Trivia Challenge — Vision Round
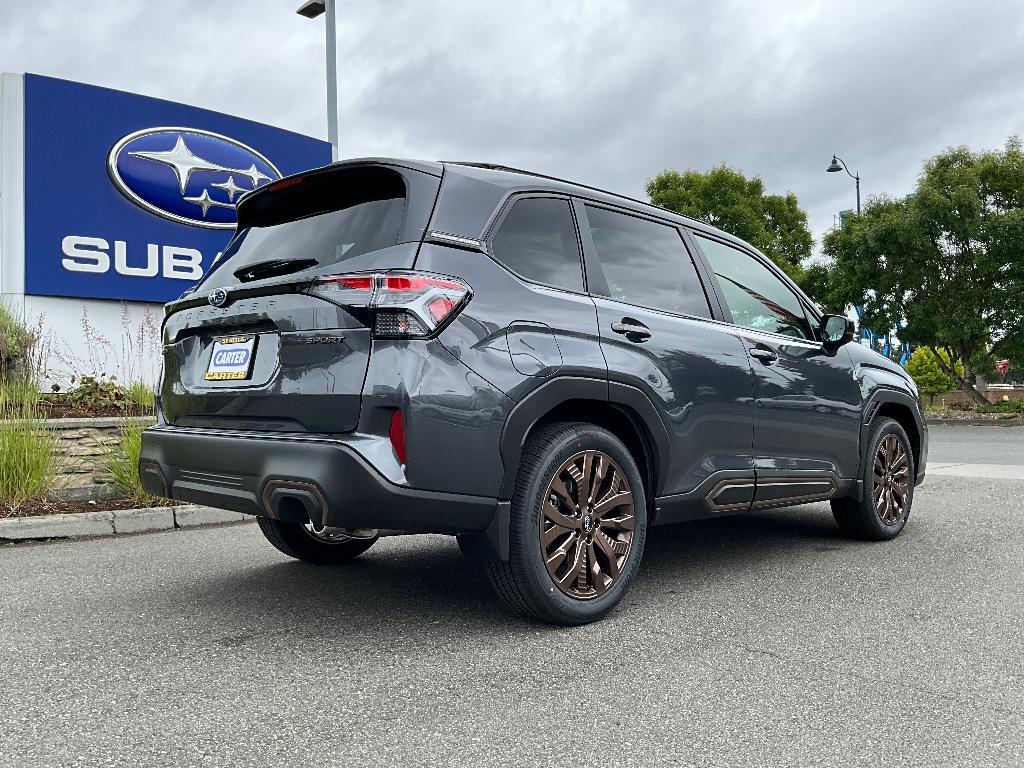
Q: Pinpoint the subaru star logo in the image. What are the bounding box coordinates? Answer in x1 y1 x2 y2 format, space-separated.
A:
107 127 282 230
208 288 229 307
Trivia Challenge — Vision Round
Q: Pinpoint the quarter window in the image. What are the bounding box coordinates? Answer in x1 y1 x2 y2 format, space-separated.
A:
490 198 584 292
584 205 711 317
695 235 811 339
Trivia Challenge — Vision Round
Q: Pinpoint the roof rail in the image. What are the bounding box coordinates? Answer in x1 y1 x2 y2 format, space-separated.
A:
441 160 677 219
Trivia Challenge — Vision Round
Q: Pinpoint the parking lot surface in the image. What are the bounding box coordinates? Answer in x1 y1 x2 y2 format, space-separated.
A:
2 428 1022 767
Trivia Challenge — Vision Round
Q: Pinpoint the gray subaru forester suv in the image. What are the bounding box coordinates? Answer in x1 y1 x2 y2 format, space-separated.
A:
140 159 927 625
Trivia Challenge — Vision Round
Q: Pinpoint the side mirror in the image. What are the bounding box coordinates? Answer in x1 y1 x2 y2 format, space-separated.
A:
819 314 853 349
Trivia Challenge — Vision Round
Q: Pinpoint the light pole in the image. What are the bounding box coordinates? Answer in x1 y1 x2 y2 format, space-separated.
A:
826 154 860 214
297 0 339 161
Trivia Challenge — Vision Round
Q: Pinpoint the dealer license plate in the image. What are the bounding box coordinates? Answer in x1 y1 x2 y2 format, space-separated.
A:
204 335 257 381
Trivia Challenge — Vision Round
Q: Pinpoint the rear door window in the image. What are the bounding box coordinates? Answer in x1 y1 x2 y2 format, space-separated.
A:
584 205 711 318
489 197 584 292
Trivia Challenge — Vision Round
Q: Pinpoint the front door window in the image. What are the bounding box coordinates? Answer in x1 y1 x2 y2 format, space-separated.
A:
694 235 811 339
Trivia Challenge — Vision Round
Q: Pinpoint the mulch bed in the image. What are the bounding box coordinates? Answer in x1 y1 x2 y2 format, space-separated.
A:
1 497 177 519
927 409 1024 423
21 402 152 419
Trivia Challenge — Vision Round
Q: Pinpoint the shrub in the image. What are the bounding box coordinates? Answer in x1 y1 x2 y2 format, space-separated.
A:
906 348 962 405
976 399 1024 415
0 407 57 510
66 375 127 411
0 304 38 379
102 422 158 502
51 304 160 391
947 398 1024 414
0 378 41 416
125 380 155 413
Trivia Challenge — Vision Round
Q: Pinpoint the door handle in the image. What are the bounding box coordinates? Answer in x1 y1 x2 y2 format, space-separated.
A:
611 320 652 341
749 347 778 364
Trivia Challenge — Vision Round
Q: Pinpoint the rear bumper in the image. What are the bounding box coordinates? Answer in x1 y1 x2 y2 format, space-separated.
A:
139 426 499 535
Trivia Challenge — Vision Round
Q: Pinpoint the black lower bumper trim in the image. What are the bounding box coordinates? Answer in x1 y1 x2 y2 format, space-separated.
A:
139 427 498 535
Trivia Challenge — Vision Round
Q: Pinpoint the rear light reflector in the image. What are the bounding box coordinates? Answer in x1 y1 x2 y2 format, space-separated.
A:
426 296 455 323
308 271 470 338
374 312 427 337
389 409 407 465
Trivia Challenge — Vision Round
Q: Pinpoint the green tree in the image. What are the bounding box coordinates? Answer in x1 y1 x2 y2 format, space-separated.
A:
905 347 962 404
813 138 1024 405
646 164 813 282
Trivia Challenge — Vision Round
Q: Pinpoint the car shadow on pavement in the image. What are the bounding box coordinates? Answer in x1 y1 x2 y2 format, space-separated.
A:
184 502 847 633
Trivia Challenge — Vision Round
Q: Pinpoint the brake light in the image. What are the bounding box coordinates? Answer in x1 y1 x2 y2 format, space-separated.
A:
335 276 374 290
267 175 305 192
308 271 470 338
383 275 465 292
389 409 407 465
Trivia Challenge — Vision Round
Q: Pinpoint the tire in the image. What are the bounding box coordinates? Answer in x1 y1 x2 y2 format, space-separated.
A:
257 517 377 564
831 417 915 541
485 421 648 625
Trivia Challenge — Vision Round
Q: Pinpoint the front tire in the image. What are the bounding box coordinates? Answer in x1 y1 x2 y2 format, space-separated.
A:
257 517 377 564
831 417 915 541
486 422 647 625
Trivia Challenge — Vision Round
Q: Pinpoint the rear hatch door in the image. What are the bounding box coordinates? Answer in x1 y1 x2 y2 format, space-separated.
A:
160 161 440 433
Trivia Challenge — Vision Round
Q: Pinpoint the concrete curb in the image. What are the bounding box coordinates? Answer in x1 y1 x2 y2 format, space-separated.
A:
0 505 254 542
927 418 1024 427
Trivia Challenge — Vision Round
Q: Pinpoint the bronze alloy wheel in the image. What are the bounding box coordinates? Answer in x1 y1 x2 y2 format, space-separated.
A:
540 449 636 600
873 433 909 525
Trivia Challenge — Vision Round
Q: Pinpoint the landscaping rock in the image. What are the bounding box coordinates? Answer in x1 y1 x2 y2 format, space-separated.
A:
35 416 154 499
53 484 121 502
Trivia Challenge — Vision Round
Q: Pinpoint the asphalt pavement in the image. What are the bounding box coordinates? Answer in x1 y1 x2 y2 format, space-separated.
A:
927 424 1024 465
2 427 1022 767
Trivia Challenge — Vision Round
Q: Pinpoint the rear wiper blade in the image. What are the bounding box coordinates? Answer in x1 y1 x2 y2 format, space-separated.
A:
234 258 318 282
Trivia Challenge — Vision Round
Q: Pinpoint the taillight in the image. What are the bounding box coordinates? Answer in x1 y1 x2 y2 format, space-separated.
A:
308 271 470 338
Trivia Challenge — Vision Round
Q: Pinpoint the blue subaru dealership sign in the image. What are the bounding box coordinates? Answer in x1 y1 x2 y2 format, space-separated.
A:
22 74 331 303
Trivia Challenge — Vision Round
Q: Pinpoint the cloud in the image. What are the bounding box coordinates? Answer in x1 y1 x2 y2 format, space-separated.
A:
2 0 1023 247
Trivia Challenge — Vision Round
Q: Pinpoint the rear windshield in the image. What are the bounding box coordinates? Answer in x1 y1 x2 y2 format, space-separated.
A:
200 166 407 288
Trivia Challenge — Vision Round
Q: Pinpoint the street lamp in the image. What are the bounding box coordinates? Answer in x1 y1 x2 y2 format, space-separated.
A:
297 0 339 161
826 154 860 214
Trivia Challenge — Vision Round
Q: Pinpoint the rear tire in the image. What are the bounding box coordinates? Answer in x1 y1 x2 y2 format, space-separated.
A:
257 517 377 564
485 422 647 625
832 417 914 541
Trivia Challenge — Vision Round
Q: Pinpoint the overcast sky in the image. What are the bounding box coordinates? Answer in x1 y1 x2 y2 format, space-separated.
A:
2 0 1023 249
